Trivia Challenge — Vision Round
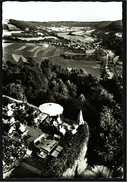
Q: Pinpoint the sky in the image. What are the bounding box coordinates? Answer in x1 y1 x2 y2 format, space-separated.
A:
2 1 122 22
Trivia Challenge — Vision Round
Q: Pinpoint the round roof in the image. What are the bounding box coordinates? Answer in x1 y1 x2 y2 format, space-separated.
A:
39 103 63 116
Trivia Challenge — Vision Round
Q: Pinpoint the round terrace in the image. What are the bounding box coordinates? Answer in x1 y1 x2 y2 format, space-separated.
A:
39 103 64 116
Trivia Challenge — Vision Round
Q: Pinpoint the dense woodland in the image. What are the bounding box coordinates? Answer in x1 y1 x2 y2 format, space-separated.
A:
2 56 123 177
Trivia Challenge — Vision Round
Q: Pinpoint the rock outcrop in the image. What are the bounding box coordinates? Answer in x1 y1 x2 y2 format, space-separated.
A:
62 141 88 178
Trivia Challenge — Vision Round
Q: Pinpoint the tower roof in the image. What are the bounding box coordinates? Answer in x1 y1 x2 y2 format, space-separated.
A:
77 110 84 125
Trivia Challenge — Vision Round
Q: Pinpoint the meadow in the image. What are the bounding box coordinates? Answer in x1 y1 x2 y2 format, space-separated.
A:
3 42 101 79
57 32 94 43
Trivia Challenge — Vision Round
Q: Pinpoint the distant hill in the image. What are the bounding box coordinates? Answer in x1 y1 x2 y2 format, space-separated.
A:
31 20 113 28
99 20 122 32
8 19 122 31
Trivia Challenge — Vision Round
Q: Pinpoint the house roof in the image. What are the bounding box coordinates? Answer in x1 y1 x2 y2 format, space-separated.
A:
51 150 59 158
40 139 58 153
26 136 35 143
55 145 63 152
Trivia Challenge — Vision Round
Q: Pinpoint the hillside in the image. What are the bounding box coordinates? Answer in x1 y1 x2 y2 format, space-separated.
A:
99 20 122 32
8 19 122 31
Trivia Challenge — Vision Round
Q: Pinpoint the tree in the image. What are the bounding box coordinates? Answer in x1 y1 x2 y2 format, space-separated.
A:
66 80 77 98
78 94 86 102
97 106 123 169
100 77 123 105
3 82 26 101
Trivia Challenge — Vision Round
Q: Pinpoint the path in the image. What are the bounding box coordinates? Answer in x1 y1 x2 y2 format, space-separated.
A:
2 95 39 110
65 52 86 56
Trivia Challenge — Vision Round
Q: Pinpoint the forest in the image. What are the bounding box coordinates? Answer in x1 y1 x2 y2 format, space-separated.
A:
2 56 123 177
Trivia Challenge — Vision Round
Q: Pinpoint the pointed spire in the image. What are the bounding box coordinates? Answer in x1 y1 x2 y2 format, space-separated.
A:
18 56 24 63
77 110 84 125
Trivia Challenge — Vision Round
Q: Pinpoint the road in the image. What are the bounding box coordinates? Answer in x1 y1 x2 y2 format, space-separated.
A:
100 48 116 79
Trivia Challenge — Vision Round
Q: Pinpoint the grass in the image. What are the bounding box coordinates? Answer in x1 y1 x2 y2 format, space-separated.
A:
50 56 70 68
3 42 101 79
45 47 56 57
42 45 55 57
2 43 14 47
64 52 86 55
57 32 94 43
54 48 60 56
60 47 64 55
3 54 15 63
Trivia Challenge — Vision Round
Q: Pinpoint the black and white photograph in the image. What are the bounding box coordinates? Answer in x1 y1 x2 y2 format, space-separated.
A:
2 1 125 180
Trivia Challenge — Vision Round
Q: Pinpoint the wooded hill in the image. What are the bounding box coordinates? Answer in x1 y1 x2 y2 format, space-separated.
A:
8 19 122 32
2 57 123 178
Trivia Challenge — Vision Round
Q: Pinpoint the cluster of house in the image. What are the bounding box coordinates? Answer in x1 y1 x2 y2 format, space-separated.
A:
34 103 85 136
48 40 95 53
34 133 63 158
41 26 91 33
31 103 85 159
2 98 86 161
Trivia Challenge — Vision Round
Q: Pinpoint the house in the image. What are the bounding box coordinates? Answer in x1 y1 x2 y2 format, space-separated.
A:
34 133 60 158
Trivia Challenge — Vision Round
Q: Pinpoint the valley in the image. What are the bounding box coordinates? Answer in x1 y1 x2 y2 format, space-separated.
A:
2 17 124 180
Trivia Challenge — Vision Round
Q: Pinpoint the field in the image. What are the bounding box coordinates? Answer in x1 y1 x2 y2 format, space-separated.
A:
49 57 101 79
57 32 94 43
3 42 63 60
3 42 101 79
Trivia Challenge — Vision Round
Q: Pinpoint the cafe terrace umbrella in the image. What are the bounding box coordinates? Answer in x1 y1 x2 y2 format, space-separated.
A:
39 103 63 116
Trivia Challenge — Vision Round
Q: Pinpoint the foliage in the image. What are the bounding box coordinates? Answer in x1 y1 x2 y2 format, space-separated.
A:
94 48 106 61
2 57 123 173
98 106 123 167
9 19 37 31
100 77 123 106
41 123 89 178
3 82 26 101
101 33 122 58
87 106 123 170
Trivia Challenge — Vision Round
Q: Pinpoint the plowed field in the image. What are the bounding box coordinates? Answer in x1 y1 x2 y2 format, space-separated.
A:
3 42 101 79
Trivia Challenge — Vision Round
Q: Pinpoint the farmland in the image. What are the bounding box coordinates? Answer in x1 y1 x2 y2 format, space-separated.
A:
3 42 63 58
57 32 94 42
3 42 102 79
